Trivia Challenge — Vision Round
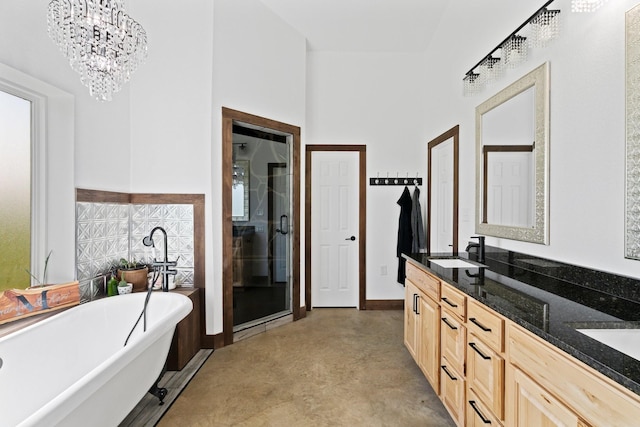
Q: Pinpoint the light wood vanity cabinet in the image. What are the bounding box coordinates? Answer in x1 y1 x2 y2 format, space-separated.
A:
405 261 640 426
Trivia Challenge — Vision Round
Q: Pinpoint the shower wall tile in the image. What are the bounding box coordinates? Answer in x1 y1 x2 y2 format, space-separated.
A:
75 201 196 296
76 202 130 283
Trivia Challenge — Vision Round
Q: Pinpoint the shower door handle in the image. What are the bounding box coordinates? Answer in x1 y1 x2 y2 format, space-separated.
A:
276 214 289 235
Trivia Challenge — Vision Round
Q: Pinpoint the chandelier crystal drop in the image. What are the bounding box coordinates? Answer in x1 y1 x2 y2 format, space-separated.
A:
571 0 608 13
530 8 561 48
478 55 503 85
463 72 484 97
47 0 148 102
502 35 528 69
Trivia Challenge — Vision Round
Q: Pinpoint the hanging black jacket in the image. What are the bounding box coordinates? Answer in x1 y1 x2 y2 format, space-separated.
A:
397 186 413 285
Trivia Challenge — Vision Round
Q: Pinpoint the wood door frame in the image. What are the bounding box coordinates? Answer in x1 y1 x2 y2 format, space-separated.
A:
427 125 460 255
305 145 367 310
267 162 287 284
222 107 301 347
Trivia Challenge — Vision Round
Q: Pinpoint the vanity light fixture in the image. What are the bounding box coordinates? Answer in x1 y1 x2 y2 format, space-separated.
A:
47 0 148 102
462 0 560 97
571 0 608 13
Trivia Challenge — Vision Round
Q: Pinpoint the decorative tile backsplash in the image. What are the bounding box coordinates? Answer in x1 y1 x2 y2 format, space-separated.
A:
76 201 195 301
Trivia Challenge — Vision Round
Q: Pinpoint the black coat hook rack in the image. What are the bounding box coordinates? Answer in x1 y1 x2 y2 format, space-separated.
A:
370 173 422 186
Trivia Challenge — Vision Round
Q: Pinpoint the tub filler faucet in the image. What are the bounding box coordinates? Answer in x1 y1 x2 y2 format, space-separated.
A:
143 226 178 292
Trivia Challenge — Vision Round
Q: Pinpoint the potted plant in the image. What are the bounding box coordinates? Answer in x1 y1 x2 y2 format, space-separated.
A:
116 258 149 293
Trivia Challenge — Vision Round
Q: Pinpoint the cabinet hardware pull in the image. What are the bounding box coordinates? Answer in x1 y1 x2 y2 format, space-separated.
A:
441 365 457 381
469 317 492 332
469 342 491 360
469 400 491 424
412 293 417 313
442 297 458 308
441 317 458 330
415 295 420 315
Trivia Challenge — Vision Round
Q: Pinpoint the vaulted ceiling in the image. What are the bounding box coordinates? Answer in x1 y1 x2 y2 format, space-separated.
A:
258 0 450 52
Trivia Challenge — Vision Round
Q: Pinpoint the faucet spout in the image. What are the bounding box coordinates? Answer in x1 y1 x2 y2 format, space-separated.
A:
466 236 485 263
142 226 177 292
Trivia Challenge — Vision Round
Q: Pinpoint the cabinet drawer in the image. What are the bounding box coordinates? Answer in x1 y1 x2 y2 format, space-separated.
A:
467 333 504 421
508 323 640 427
467 388 503 427
406 262 439 301
440 361 465 427
467 299 504 353
441 311 465 375
440 283 466 320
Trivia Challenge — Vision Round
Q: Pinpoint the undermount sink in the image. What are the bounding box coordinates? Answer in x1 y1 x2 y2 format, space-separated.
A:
576 328 640 361
428 258 482 269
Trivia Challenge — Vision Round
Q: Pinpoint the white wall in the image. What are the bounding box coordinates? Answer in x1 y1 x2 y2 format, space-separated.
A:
423 0 639 280
0 1 132 193
210 0 307 333
306 52 430 300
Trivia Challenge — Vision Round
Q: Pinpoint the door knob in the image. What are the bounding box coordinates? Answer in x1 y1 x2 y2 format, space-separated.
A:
345 236 356 241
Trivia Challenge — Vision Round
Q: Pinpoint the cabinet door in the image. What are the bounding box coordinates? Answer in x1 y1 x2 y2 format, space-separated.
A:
404 280 420 360
507 365 581 427
418 293 440 392
467 332 504 421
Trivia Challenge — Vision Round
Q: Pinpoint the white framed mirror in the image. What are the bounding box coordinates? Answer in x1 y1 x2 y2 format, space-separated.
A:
476 62 550 244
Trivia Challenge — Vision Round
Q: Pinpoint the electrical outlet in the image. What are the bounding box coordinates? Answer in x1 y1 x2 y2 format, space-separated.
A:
380 265 388 276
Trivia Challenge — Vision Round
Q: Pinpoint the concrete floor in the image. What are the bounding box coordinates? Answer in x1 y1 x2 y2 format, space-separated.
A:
159 308 455 426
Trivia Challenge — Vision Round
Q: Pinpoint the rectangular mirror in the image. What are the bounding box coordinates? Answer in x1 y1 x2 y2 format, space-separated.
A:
476 62 550 244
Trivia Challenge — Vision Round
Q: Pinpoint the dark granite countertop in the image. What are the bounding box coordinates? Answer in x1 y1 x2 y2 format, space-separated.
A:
403 248 640 397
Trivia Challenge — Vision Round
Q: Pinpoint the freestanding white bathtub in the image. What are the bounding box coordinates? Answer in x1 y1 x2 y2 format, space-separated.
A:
0 291 192 427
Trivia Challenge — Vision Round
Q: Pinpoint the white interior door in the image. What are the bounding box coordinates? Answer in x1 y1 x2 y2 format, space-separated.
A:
311 151 359 307
431 138 454 253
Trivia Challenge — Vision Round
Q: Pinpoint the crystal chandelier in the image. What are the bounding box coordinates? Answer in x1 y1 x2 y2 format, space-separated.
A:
47 0 148 102
571 0 608 13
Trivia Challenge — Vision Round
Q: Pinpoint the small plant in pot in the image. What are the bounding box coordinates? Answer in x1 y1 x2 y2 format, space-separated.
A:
116 258 149 293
